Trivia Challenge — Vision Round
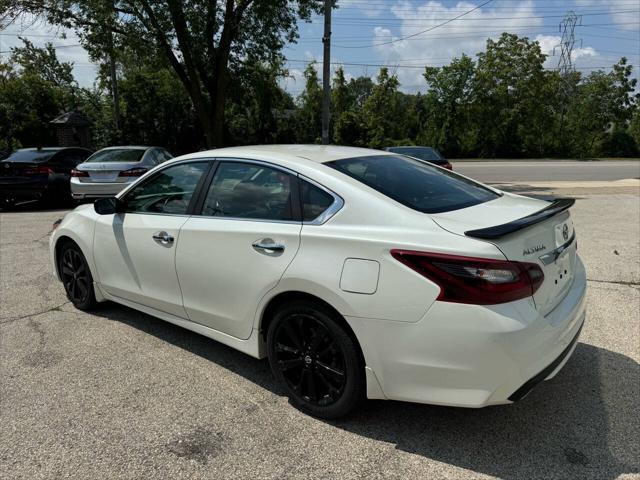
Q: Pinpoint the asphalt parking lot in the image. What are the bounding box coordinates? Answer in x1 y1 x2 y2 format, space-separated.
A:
1 182 639 479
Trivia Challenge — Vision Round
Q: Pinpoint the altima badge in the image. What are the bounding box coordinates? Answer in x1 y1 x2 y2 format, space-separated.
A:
523 244 546 256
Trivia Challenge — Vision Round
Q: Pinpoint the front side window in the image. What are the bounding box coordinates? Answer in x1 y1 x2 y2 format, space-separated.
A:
327 155 499 214
124 162 208 215
202 162 295 221
301 180 335 222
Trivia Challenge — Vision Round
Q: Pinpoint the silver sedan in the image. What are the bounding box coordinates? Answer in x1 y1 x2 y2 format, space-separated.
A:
70 146 172 200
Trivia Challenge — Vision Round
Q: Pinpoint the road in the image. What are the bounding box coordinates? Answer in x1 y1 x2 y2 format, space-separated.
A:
1 184 638 479
453 160 640 183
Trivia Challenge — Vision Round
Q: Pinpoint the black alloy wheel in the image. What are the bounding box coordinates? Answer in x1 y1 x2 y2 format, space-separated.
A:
267 301 364 419
59 243 96 310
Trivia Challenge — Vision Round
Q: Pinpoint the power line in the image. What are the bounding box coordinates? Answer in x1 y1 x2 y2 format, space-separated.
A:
326 9 639 23
338 0 496 49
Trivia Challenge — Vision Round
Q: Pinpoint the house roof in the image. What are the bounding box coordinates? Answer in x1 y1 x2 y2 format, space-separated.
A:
49 111 91 127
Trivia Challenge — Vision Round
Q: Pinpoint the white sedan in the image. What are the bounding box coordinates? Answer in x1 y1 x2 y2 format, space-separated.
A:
50 145 586 419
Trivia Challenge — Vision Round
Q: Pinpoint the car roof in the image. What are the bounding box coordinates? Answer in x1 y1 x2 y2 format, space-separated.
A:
388 146 436 150
179 145 395 165
97 146 154 151
18 147 89 152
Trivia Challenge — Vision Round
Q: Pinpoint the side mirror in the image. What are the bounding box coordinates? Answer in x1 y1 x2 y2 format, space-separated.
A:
94 197 124 215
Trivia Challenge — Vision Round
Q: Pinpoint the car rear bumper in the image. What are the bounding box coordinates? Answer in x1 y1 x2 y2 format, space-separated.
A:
0 179 49 200
347 255 587 407
70 178 131 199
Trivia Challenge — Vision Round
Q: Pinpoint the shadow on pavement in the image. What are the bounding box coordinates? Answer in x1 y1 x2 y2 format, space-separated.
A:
97 303 638 480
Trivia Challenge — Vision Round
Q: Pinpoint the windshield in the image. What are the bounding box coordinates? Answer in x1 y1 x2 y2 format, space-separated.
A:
387 147 443 162
86 149 145 163
327 155 499 214
3 149 58 163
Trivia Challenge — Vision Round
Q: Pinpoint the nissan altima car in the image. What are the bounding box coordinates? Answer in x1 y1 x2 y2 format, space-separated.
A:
50 145 586 419
70 146 172 200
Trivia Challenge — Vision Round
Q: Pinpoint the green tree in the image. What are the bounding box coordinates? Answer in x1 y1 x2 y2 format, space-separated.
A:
4 0 324 147
473 33 551 157
10 38 75 88
0 40 75 148
296 64 323 143
422 54 476 156
361 68 401 148
566 58 639 157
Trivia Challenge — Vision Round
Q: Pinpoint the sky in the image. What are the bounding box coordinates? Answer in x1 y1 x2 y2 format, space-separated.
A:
1 0 638 94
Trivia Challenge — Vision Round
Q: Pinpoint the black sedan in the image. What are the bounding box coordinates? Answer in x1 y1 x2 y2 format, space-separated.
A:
0 147 92 208
385 146 453 170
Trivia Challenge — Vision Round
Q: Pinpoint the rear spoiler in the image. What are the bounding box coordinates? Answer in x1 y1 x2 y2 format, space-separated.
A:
465 198 575 239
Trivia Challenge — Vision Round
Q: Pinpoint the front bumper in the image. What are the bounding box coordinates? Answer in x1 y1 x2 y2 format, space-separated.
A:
347 255 587 407
70 177 131 199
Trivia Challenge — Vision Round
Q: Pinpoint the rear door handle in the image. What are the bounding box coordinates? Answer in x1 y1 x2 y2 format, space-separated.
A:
252 238 285 255
152 231 174 245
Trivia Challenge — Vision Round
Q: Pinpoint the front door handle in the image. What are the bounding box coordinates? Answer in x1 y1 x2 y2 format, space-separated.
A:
252 238 285 255
152 231 174 245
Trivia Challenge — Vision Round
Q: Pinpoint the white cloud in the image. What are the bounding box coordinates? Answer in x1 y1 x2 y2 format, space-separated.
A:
371 0 545 91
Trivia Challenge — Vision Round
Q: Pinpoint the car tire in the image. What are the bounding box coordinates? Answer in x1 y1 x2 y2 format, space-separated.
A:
58 242 97 311
267 300 365 419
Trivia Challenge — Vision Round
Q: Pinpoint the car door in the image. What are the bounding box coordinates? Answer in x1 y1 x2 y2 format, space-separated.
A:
177 160 302 339
93 161 210 317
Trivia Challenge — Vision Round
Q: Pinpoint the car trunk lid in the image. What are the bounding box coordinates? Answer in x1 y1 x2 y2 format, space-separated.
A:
0 161 49 181
76 161 140 183
431 193 577 316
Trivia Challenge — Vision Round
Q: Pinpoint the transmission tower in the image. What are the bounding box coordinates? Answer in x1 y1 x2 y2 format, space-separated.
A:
556 12 580 76
553 11 582 149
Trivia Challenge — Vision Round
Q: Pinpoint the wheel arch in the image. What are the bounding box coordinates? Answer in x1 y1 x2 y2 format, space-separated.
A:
258 290 366 368
53 232 99 292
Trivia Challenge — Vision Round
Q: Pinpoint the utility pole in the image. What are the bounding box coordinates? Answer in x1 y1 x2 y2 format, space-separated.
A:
321 0 331 145
107 2 120 135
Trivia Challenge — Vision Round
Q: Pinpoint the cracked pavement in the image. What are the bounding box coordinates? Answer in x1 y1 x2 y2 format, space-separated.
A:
1 189 639 480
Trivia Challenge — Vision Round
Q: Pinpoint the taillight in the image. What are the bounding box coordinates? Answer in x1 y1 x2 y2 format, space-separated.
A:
390 250 544 305
70 169 89 177
119 168 148 177
24 166 54 175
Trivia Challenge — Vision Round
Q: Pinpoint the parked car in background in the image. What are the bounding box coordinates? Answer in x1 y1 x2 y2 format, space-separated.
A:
51 145 585 419
0 147 92 208
385 146 452 170
71 146 173 200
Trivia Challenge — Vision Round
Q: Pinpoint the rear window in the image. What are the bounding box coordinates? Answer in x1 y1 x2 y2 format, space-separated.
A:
86 149 145 163
387 147 444 163
327 155 499 214
4 149 58 163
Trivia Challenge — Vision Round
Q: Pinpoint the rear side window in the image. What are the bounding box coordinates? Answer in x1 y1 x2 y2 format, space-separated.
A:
327 155 499 214
301 180 334 222
202 162 295 221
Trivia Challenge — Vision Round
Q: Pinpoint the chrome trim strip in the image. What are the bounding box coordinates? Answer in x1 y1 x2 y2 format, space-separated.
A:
539 232 576 265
